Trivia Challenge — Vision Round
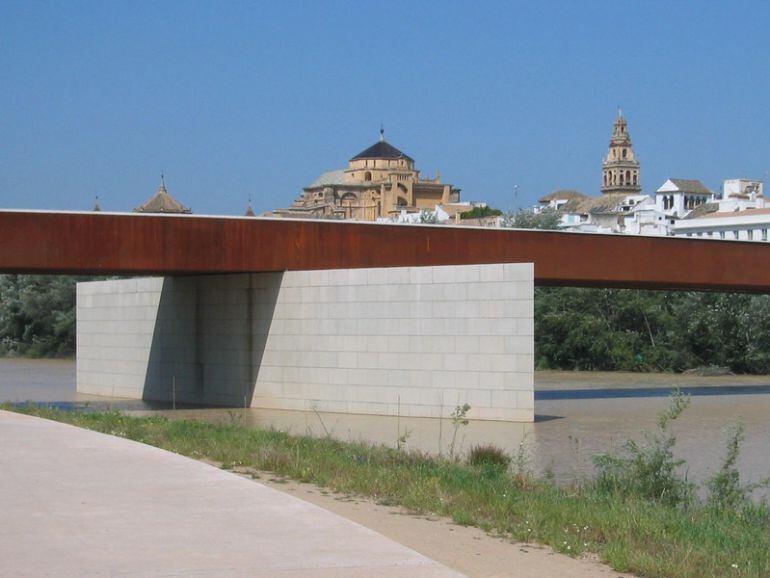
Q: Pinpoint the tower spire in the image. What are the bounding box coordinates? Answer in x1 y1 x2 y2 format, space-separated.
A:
245 194 256 217
601 111 640 195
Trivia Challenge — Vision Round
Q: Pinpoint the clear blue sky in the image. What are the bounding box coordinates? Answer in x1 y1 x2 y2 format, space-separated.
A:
2 1 769 215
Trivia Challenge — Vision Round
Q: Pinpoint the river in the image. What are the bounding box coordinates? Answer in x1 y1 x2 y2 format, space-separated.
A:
3 358 769 492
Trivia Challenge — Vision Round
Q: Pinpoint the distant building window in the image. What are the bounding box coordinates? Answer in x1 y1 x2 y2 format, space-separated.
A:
364 171 372 181
748 230 754 240
720 231 726 239
708 232 713 237
622 149 627 159
733 230 739 239
763 229 768 241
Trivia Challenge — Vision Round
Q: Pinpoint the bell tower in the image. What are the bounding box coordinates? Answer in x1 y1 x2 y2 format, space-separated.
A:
601 109 641 194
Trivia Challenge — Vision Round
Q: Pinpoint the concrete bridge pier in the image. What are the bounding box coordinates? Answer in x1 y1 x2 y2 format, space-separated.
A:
76 263 535 421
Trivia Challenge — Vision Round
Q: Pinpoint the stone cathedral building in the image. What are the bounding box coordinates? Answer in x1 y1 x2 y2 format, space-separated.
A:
275 130 460 221
601 110 641 195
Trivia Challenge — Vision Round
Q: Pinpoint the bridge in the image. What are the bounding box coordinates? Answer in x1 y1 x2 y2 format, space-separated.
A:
3 210 769 422
2 209 770 291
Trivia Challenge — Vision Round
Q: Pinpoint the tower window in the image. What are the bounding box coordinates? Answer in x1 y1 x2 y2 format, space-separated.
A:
622 149 627 159
364 171 372 181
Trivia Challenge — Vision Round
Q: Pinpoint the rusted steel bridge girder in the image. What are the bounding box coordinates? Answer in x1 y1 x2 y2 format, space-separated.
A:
1 210 768 292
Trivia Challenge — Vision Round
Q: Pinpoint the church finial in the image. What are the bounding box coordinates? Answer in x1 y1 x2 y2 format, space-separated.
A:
379 124 384 142
245 194 256 217
617 106 622 118
93 194 101 212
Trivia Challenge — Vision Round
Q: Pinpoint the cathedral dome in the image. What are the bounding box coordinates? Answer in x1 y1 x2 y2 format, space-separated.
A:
349 127 414 162
350 139 413 162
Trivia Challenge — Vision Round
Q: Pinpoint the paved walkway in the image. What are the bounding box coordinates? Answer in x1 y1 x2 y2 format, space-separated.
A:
0 410 461 577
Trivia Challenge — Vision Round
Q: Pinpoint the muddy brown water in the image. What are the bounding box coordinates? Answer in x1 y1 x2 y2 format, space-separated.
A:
3 359 770 493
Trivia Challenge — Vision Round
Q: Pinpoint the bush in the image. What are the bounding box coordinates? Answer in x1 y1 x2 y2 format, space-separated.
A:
707 422 770 514
594 390 694 507
467 443 511 469
459 206 502 220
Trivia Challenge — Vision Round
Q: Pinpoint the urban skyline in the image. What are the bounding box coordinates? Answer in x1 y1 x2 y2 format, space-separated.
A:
3 2 770 215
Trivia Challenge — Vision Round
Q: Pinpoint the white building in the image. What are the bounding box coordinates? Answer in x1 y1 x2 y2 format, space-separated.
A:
534 190 669 235
655 179 715 218
669 178 770 241
673 208 770 241
718 178 765 212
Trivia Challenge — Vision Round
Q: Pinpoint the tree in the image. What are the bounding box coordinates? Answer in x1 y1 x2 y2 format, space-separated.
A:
459 205 503 220
501 209 561 230
0 275 78 357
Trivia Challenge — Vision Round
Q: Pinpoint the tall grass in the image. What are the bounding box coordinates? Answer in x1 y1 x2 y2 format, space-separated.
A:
6 401 770 578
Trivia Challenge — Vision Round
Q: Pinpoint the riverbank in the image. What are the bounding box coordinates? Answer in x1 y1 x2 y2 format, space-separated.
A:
7 404 769 578
4 359 770 490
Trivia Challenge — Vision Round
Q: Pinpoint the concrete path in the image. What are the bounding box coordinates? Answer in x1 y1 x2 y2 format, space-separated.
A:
0 410 462 577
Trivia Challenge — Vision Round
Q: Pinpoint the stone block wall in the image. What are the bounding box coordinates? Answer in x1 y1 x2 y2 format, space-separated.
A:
77 263 534 421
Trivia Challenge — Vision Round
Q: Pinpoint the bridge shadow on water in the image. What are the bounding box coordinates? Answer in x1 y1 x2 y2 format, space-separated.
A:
536 384 770 401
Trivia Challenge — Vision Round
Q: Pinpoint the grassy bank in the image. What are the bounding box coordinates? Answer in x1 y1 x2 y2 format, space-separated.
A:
7 403 770 578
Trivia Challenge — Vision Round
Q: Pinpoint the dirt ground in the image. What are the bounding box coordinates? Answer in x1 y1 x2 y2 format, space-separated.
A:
254 474 636 578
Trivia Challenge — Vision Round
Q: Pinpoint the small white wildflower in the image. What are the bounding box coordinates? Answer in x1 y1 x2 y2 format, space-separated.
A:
731 564 739 569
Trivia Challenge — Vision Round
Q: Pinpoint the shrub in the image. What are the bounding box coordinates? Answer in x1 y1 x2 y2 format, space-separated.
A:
468 443 511 469
594 390 694 507
459 206 502 220
707 421 770 514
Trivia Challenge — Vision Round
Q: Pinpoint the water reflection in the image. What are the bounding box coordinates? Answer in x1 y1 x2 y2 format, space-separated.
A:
3 359 770 491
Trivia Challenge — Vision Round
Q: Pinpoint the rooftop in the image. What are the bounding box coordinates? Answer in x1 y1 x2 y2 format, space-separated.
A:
134 177 191 214
350 139 414 162
658 179 713 195
538 189 587 203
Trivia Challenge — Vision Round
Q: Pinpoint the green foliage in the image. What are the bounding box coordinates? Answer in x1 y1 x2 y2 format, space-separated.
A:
0 275 78 357
501 209 561 229
708 422 748 512
594 391 694 507
468 443 511 469
448 403 471 460
535 287 770 374
459 205 503 220
707 422 770 513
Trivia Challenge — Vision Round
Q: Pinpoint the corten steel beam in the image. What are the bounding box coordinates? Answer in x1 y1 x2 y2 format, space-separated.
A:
1 210 770 292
